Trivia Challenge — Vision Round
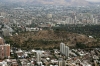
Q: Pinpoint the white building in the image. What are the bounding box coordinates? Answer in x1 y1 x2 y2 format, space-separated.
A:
60 42 65 54
36 52 41 62
60 43 69 57
47 14 52 18
65 46 69 57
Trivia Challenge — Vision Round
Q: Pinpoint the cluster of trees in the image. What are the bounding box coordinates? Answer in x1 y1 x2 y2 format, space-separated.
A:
76 42 86 49
21 39 60 50
53 24 100 38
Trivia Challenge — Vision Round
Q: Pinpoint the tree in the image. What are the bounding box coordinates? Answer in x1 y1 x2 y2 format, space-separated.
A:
76 42 86 49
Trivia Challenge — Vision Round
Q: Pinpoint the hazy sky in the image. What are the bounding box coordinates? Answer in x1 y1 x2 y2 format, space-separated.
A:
87 0 100 2
2 0 100 3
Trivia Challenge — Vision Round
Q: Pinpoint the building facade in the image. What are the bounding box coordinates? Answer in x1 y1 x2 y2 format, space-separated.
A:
0 37 10 59
58 61 66 66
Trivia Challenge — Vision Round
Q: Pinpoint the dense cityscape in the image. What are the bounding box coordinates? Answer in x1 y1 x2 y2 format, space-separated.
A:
0 1 100 66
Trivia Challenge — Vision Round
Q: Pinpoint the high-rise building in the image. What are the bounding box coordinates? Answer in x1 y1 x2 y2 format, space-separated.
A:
60 42 65 54
0 44 10 59
36 52 41 62
60 42 69 57
0 37 10 59
63 44 65 54
58 61 66 66
65 46 69 57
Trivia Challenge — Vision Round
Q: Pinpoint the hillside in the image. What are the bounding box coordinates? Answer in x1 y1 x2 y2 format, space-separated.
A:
5 30 98 50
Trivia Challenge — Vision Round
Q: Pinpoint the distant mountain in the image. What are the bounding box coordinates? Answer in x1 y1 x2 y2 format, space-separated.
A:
70 0 90 6
29 0 90 6
0 0 99 6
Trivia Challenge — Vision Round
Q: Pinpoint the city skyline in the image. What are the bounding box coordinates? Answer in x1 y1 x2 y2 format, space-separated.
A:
0 0 100 65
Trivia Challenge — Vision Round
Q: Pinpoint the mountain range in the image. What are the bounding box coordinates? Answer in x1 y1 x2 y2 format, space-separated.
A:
31 0 89 6
0 0 99 6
